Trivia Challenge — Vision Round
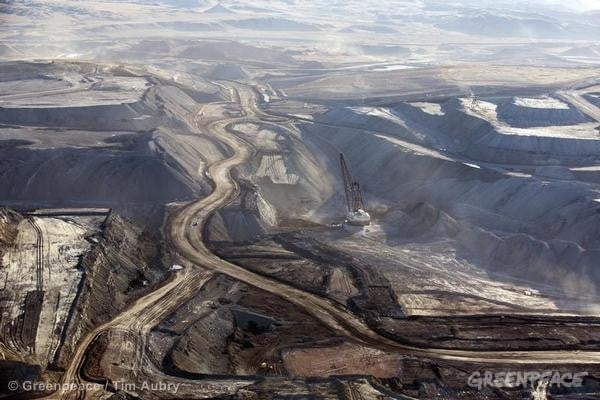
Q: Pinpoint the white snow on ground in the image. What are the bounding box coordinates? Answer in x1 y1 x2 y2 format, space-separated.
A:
373 133 453 161
256 155 299 184
463 162 481 169
58 53 82 59
350 106 408 127
292 113 313 120
513 96 570 109
409 102 445 116
571 165 600 171
461 97 498 121
371 64 415 71
460 97 600 139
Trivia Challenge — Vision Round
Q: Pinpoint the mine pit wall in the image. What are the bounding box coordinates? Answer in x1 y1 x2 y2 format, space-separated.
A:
0 102 155 132
206 182 278 244
53 211 167 370
495 99 592 127
0 82 198 133
298 122 600 295
0 208 23 250
0 66 220 231
0 209 25 359
0 209 112 369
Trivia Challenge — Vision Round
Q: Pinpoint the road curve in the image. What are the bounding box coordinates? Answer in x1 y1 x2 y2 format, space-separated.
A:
54 270 190 399
168 83 600 365
52 81 600 400
558 86 600 123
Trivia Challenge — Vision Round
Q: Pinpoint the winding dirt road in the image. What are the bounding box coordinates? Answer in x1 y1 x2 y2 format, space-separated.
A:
54 80 600 400
168 83 600 365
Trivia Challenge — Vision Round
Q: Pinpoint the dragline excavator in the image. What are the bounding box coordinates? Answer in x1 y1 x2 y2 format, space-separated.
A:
340 154 371 226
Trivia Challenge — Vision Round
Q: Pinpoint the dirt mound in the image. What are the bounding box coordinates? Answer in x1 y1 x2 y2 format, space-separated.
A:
0 74 212 213
301 120 600 294
437 13 568 39
205 63 250 80
534 165 575 180
382 203 460 239
0 67 198 132
202 3 235 14
496 97 590 127
584 93 600 107
316 106 417 143
393 98 600 163
0 137 199 207
232 121 339 224
169 308 234 374
458 226 599 294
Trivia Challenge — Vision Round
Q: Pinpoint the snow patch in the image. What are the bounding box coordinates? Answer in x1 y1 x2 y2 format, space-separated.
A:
409 102 445 116
371 64 415 71
460 97 600 139
513 96 570 110
463 162 481 169
350 106 407 127
292 114 313 120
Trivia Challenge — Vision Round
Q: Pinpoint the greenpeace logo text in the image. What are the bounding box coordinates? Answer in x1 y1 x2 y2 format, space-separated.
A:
467 370 588 390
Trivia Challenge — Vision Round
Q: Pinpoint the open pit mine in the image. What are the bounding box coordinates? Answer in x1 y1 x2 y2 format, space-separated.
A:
1 1 600 399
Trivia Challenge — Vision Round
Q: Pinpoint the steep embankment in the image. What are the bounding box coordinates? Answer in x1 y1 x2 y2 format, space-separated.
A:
0 132 201 215
206 120 338 243
0 64 224 216
207 182 278 243
0 81 200 131
0 208 22 251
496 96 591 127
55 212 166 369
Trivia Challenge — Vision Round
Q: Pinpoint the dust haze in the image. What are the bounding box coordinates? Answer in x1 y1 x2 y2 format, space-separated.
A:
1 1 600 399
